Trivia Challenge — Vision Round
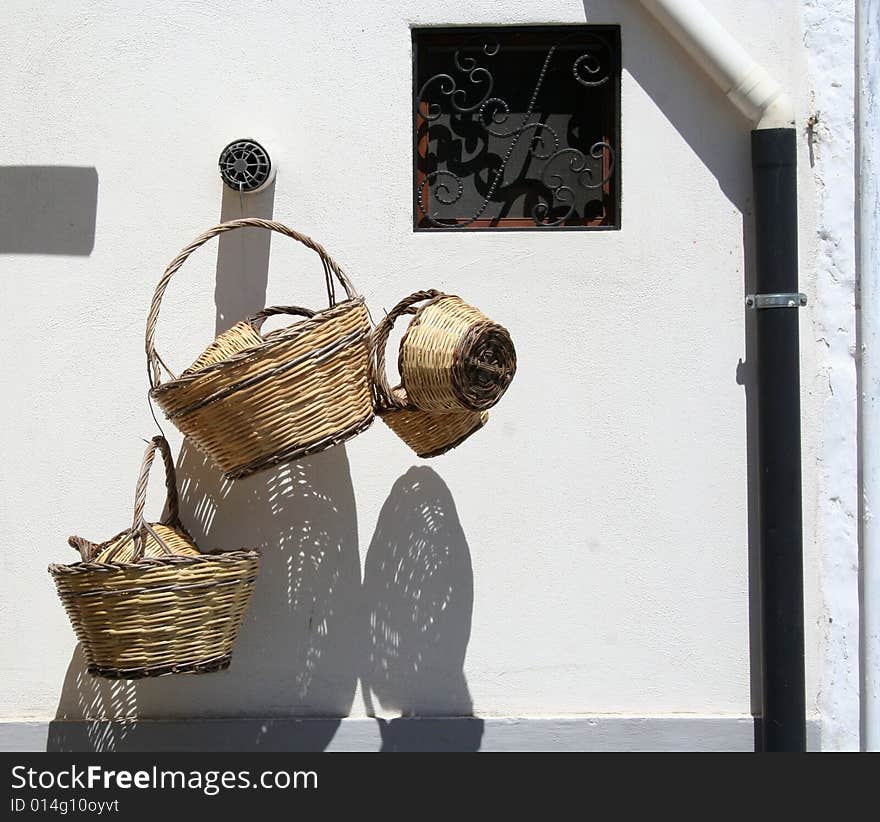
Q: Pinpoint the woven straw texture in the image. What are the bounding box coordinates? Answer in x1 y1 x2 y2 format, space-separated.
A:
399 294 516 412
372 291 489 458
147 219 374 479
181 319 264 376
49 436 259 680
92 522 199 563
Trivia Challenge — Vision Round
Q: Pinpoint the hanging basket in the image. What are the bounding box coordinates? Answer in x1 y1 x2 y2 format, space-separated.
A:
49 436 260 680
398 291 516 412
372 291 489 458
146 218 374 479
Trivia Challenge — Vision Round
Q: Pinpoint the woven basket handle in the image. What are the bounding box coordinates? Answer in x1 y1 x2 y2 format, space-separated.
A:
131 435 181 532
146 218 358 388
66 436 181 563
248 305 317 337
101 436 181 562
67 535 100 563
371 290 445 410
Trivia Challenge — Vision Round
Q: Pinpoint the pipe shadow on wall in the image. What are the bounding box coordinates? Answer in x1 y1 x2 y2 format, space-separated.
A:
213 182 275 332
361 466 484 752
736 220 762 746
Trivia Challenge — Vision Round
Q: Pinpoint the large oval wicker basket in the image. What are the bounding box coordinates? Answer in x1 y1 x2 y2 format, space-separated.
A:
49 436 260 680
398 292 516 412
372 291 489 458
146 218 374 479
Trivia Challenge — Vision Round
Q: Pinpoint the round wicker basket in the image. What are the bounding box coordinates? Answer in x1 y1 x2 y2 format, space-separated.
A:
372 291 489 458
146 219 374 479
49 436 260 680
398 292 516 412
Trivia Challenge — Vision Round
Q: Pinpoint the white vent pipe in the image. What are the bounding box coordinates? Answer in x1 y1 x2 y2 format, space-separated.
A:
638 0 795 129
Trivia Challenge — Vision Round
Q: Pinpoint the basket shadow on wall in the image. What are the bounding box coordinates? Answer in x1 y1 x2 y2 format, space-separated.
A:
48 442 362 752
361 466 483 752
49 184 362 751
48 465 481 752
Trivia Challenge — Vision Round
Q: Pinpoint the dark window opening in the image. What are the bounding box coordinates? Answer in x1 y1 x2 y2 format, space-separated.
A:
413 25 621 231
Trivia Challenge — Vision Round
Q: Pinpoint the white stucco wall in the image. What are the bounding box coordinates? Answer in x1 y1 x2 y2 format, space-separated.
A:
858 0 880 752
0 0 855 746
802 0 860 752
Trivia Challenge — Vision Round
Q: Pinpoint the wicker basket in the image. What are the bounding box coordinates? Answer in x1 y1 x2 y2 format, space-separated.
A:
49 436 260 680
398 291 516 412
372 291 489 458
146 218 374 479
181 318 264 376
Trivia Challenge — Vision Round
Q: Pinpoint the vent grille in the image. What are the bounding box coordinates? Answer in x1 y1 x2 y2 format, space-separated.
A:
218 140 272 192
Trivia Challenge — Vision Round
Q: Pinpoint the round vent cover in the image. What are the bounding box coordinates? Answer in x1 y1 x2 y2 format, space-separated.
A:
218 139 273 193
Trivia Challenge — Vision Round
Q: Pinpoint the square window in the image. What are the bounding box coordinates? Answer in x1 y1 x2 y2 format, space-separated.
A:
413 25 621 231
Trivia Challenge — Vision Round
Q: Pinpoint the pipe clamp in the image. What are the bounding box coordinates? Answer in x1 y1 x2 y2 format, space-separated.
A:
745 292 807 309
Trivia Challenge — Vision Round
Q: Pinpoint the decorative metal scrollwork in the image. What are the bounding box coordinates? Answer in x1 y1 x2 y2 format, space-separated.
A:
533 143 616 226
415 30 617 228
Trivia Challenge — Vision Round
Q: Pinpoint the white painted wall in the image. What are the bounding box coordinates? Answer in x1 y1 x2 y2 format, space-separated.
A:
801 0 860 752
0 0 856 746
859 0 880 751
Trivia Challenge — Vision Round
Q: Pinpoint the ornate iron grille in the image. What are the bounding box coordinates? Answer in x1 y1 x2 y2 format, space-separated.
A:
413 26 620 230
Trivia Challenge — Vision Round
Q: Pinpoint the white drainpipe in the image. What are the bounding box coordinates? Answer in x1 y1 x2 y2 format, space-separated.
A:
858 0 879 752
638 0 795 129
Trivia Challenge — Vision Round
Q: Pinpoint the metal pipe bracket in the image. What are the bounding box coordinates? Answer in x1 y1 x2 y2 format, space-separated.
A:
745 292 807 309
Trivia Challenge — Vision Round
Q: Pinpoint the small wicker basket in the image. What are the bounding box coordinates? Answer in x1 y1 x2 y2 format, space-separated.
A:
398 291 516 412
146 218 374 479
49 436 260 680
372 291 489 458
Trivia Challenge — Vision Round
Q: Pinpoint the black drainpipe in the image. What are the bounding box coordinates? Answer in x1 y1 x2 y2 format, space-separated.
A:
749 127 806 752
